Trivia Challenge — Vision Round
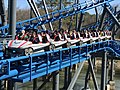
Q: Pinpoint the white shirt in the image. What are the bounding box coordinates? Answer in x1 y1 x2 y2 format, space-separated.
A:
46 34 51 42
38 34 42 42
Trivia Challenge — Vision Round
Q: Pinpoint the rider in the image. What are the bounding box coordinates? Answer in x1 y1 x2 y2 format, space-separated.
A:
41 31 48 43
54 30 60 41
19 30 29 40
46 30 51 42
30 31 40 44
70 30 77 40
76 31 81 39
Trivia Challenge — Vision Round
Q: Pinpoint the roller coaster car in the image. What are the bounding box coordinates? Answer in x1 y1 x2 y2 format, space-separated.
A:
89 32 100 42
99 31 112 41
64 33 81 46
45 33 69 49
50 40 68 48
4 40 53 57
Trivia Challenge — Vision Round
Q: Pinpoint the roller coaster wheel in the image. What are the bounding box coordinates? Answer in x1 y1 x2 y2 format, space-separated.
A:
28 48 33 55
50 44 55 50
67 42 71 47
24 48 29 56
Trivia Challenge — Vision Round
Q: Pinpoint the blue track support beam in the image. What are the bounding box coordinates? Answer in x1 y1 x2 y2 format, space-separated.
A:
78 13 84 32
33 78 37 90
88 56 99 90
63 67 69 89
14 82 18 90
67 61 85 90
0 0 114 34
53 71 59 90
7 79 14 90
68 16 73 31
0 0 7 26
42 0 53 31
108 9 120 33
75 0 79 31
95 7 98 23
30 7 32 19
0 80 4 90
27 0 46 30
106 58 109 84
84 65 90 89
101 51 107 90
38 73 54 90
9 0 16 40
98 5 106 30
110 58 114 81
106 7 120 27
59 0 62 30
68 66 72 85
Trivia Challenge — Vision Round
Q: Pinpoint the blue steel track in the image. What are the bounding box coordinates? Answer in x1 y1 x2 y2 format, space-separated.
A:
0 40 120 83
0 0 120 86
0 0 114 34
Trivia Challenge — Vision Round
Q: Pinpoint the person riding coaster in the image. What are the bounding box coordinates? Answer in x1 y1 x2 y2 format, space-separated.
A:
78 30 91 44
98 30 108 41
45 30 69 49
104 30 112 40
63 30 81 46
4 29 54 58
88 30 100 42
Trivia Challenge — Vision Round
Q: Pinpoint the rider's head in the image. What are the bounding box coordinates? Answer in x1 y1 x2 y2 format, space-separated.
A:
21 30 25 34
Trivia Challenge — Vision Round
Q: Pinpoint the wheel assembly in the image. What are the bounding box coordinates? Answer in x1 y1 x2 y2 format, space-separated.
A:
50 44 55 50
28 48 33 55
24 48 29 56
67 42 71 47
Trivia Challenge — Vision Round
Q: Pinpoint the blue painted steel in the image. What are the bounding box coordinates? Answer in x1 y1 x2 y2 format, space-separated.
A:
0 0 114 35
0 40 120 83
0 70 18 80
0 43 3 58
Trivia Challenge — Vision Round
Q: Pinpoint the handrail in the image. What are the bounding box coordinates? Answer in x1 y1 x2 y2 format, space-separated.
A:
0 40 120 82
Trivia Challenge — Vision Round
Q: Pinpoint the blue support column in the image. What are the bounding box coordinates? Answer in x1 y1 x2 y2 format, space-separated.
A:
53 71 59 90
68 16 73 31
67 62 85 90
78 13 84 32
0 0 7 26
30 7 32 18
106 58 109 84
14 82 18 90
101 51 107 90
68 66 72 85
98 5 106 30
63 67 69 89
59 0 62 30
0 80 4 90
84 66 90 90
9 0 16 39
33 78 37 90
108 58 115 90
7 79 14 90
83 55 99 90
75 0 79 31
110 58 114 81
88 56 99 90
95 7 99 23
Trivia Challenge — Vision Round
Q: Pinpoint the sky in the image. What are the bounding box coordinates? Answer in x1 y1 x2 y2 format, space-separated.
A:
4 0 120 14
